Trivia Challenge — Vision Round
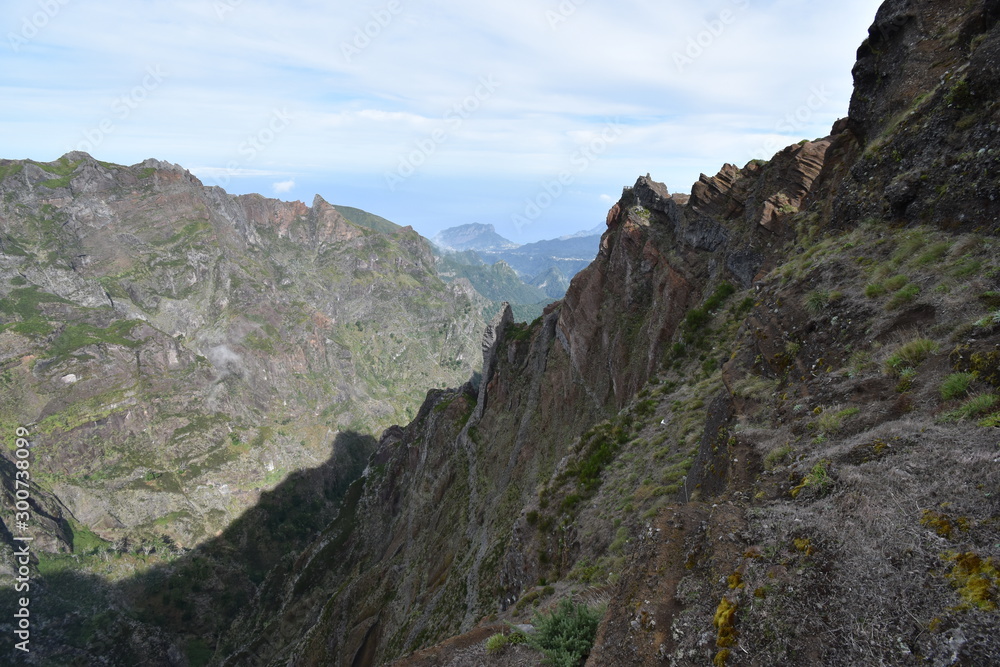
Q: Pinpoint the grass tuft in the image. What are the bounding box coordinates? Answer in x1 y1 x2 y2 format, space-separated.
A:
940 373 974 401
940 394 1000 422
485 633 510 654
885 338 938 376
864 283 886 298
887 284 920 309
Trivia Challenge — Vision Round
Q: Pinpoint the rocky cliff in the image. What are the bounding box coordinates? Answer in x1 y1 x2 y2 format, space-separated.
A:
215 1 1000 664
216 133 848 663
3 0 1000 665
0 153 485 554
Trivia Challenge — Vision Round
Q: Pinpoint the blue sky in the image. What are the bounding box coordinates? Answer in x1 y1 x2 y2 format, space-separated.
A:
2 0 883 242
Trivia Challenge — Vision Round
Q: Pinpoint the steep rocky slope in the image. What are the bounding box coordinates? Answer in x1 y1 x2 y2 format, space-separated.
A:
209 1 1000 665
3 0 1000 665
0 155 485 555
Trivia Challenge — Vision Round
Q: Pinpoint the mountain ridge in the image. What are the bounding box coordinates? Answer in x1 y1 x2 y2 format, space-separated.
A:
0 153 486 551
431 223 520 252
3 0 1000 665
212 1 1000 663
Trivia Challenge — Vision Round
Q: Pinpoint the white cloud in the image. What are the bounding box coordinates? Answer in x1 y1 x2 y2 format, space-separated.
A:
272 179 296 194
0 0 885 240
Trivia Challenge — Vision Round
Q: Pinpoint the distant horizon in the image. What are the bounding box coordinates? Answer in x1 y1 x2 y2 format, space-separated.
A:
2 0 883 243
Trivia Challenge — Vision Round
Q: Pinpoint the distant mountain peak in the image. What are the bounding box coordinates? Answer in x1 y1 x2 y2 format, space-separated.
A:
558 223 605 240
432 223 521 252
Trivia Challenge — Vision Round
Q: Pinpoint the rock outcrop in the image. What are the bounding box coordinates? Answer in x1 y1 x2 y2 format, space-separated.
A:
5 1 1000 666
832 0 1000 228
213 2 1000 664
0 154 486 553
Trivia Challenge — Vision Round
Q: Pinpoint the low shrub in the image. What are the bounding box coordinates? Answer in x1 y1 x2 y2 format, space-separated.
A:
485 633 509 654
524 599 603 667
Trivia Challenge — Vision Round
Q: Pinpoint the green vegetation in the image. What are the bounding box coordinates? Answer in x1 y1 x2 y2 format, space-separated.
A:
790 460 833 499
884 338 938 376
805 289 829 314
48 320 143 360
486 630 526 654
864 282 886 298
896 367 918 393
941 372 975 400
921 509 969 540
0 286 74 337
914 242 951 266
816 406 860 434
185 638 212 666
40 175 73 189
154 220 212 247
8 319 54 336
332 205 402 234
523 599 603 667
713 597 738 666
34 156 80 176
884 274 909 291
732 375 779 399
0 162 24 181
886 283 920 309
975 310 1000 328
486 632 510 654
565 416 633 493
950 257 982 278
507 318 541 343
943 551 997 611
0 285 70 320
33 157 82 189
763 444 792 470
945 78 975 109
681 282 736 346
940 394 999 422
67 517 110 555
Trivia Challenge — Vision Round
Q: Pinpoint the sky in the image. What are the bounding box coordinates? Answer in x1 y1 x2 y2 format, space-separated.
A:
2 0 884 243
